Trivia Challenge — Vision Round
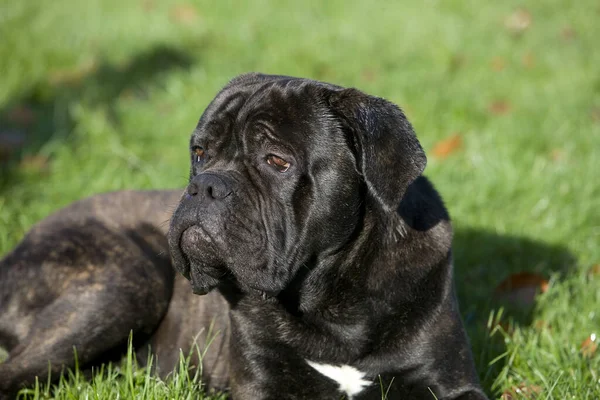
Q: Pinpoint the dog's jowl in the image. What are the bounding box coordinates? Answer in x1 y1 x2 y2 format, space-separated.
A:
0 73 489 400
168 73 489 399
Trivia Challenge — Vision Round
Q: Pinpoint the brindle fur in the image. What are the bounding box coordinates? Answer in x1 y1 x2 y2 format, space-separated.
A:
0 190 230 398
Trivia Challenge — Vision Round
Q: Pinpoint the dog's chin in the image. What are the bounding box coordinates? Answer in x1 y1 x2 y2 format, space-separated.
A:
176 226 229 295
177 226 287 298
188 266 221 295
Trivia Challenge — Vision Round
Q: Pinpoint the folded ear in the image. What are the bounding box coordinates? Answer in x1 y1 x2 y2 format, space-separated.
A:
328 88 427 211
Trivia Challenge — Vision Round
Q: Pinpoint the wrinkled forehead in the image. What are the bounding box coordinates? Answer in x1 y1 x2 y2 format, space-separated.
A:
191 79 332 149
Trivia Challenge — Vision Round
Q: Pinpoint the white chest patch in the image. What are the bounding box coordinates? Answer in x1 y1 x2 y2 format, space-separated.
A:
306 360 371 399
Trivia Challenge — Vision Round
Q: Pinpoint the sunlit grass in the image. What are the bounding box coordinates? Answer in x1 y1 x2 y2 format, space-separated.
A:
17 335 227 400
1 0 599 398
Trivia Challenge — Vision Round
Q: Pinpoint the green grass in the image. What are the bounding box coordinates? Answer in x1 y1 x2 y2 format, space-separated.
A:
1 0 599 398
16 336 227 400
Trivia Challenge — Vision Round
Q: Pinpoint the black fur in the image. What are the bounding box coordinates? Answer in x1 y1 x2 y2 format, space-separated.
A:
169 73 488 399
0 73 487 400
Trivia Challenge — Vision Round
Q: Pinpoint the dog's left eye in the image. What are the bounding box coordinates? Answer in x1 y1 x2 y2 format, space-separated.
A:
191 146 206 163
266 154 291 172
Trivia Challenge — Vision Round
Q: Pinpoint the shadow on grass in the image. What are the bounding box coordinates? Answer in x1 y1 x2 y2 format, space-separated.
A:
453 227 575 394
0 45 194 192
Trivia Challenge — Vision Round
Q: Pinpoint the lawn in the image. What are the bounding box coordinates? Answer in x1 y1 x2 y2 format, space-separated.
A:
0 0 599 398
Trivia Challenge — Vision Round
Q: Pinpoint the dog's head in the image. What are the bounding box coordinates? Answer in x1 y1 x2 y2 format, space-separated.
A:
167 73 426 295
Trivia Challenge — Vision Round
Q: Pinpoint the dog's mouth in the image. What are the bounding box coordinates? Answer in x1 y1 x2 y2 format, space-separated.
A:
168 221 285 299
168 224 228 295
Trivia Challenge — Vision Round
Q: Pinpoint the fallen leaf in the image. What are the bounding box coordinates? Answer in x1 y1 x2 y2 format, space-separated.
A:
170 4 199 25
119 89 136 101
521 52 535 69
504 8 532 35
550 148 565 162
588 264 600 276
20 154 50 175
494 272 549 307
141 0 155 12
581 333 598 358
561 26 576 41
431 134 462 159
533 320 551 331
501 384 542 400
488 101 512 116
361 68 377 83
158 103 174 115
7 105 35 126
49 59 98 86
591 107 600 123
491 56 505 72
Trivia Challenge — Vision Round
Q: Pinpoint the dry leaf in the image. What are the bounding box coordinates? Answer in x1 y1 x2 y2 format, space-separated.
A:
501 384 542 400
521 52 535 69
361 68 377 83
170 4 199 25
158 103 174 115
488 101 512 116
494 272 549 307
491 56 505 72
533 320 551 331
550 149 565 162
49 60 97 86
561 26 576 41
588 264 600 276
591 107 600 123
142 0 155 12
581 333 598 358
7 105 35 126
20 154 50 174
431 134 462 159
505 9 532 35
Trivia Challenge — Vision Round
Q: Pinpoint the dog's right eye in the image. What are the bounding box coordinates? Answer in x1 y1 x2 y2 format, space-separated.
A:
191 146 206 164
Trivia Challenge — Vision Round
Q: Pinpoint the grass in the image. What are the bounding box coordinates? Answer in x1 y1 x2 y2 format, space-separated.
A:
0 0 599 398
16 336 227 400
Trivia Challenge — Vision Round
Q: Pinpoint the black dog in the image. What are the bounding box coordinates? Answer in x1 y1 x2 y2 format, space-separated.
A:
167 73 488 399
0 73 488 399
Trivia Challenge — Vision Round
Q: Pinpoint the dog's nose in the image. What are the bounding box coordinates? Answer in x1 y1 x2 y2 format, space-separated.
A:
187 173 233 200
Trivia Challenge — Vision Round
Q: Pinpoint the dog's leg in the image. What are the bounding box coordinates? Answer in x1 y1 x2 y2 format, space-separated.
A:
0 289 142 396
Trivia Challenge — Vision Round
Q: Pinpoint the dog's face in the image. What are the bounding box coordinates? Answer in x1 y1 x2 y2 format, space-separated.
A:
168 73 427 296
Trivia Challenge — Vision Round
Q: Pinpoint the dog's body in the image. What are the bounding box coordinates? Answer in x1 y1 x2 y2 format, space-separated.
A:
0 73 488 399
0 190 231 398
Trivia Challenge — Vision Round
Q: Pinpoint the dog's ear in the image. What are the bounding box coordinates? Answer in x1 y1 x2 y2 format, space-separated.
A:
328 88 427 211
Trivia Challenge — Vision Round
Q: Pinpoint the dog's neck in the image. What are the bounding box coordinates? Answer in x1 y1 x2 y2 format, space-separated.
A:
276 205 408 315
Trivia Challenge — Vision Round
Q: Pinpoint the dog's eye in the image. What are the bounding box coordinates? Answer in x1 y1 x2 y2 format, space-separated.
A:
266 154 290 172
191 146 206 163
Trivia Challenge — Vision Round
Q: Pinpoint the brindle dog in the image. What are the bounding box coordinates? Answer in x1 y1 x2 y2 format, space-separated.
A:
1 73 488 399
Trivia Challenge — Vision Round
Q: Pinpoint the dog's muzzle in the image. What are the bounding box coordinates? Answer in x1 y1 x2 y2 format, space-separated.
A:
168 172 236 293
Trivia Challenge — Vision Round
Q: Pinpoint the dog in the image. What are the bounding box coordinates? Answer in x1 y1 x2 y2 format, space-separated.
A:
0 73 488 399
167 73 488 399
